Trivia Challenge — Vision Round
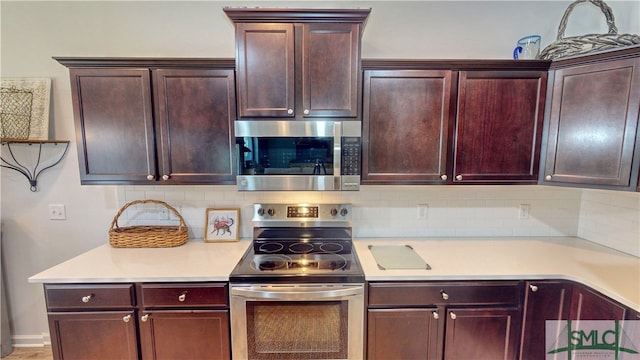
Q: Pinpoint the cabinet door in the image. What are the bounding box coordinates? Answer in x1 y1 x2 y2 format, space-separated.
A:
302 23 360 118
48 311 138 360
520 281 572 360
444 307 521 360
542 57 640 188
138 310 230 360
70 68 156 184
235 23 295 118
367 308 440 360
570 284 626 320
153 69 236 184
454 70 546 183
362 70 454 184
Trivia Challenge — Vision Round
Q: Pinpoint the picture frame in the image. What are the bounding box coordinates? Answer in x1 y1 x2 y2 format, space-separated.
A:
204 208 240 242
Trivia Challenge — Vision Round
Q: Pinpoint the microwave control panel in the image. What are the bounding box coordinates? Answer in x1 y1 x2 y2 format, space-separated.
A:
341 137 361 175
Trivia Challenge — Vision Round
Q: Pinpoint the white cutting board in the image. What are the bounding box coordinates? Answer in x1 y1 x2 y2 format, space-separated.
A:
368 245 431 270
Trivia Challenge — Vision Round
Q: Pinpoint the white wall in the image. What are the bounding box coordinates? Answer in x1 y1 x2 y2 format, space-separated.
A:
1 0 639 345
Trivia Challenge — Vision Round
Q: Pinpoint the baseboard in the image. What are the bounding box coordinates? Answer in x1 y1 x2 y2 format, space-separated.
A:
11 333 50 347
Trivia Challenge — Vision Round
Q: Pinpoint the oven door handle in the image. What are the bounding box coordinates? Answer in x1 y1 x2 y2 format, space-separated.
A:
231 285 363 300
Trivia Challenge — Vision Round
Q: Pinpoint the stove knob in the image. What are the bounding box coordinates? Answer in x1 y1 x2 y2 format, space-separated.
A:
267 208 276 216
257 208 265 216
330 208 338 216
340 208 348 217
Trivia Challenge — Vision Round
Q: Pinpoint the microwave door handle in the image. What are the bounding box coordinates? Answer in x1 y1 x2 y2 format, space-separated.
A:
231 286 362 300
334 122 341 176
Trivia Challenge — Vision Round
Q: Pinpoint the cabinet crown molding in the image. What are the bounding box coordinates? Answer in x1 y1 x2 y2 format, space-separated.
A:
223 7 371 25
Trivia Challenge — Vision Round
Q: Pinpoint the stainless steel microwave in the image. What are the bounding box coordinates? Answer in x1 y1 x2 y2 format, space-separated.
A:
235 120 361 191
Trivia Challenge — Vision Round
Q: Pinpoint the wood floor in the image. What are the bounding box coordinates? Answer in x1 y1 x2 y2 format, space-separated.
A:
1 346 53 360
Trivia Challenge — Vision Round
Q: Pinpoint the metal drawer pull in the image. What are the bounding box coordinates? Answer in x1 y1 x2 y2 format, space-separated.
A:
456 174 463 181
440 174 447 181
440 290 449 300
303 109 310 115
178 293 187 302
141 314 149 322
450 312 457 320
529 284 539 292
81 295 93 303
122 315 131 323
147 174 154 181
432 311 439 320
287 109 294 115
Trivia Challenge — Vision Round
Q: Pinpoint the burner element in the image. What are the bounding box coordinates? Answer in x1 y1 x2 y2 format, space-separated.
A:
251 255 291 271
257 242 284 253
289 242 314 253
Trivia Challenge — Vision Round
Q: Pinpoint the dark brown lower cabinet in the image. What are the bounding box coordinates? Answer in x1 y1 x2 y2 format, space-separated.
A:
367 308 440 359
443 307 521 360
519 281 573 359
138 310 230 360
367 281 523 360
44 282 230 360
569 283 627 320
48 311 139 360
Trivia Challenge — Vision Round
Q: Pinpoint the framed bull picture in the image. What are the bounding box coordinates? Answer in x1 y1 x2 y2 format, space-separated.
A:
205 208 240 242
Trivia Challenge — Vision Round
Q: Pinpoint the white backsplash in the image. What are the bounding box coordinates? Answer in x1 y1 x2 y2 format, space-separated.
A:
578 189 640 257
117 185 582 241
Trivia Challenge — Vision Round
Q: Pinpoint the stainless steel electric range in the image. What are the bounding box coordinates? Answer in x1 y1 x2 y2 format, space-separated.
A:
229 203 365 360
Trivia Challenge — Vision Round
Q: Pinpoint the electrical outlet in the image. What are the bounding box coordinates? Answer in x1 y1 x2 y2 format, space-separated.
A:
417 204 428 219
49 204 66 220
519 204 530 220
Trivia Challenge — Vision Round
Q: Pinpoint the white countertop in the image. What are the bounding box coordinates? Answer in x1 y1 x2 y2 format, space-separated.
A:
29 237 640 311
28 240 251 283
356 237 640 312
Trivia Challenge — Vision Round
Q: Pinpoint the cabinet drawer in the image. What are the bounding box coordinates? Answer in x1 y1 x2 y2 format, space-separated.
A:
140 283 228 308
45 284 135 310
368 281 521 306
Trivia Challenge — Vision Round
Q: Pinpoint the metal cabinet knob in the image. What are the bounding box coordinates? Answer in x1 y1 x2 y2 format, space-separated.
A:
178 293 186 302
432 311 439 320
440 174 448 181
122 315 131 323
456 174 463 181
141 314 149 322
545 175 552 181
303 109 310 115
162 175 169 181
450 312 457 320
529 284 539 292
441 291 449 300
146 174 154 181
287 109 294 115
81 295 93 303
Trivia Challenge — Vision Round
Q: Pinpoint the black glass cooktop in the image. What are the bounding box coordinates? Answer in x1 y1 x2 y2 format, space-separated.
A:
229 227 364 283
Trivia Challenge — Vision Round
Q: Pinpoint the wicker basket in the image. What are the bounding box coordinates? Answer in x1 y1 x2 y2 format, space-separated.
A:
109 200 188 248
539 0 640 60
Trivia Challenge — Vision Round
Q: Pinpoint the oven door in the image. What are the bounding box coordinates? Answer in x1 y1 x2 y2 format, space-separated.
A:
230 283 364 360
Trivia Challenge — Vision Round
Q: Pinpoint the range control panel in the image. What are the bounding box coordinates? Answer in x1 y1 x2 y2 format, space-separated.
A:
253 203 352 226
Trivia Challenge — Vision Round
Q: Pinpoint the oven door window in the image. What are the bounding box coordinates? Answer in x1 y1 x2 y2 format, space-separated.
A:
237 137 334 176
246 301 348 359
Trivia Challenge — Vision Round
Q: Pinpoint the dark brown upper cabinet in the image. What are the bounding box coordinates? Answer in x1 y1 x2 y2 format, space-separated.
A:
362 60 550 185
454 70 547 183
362 68 455 184
57 58 236 185
540 46 640 191
224 8 370 120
